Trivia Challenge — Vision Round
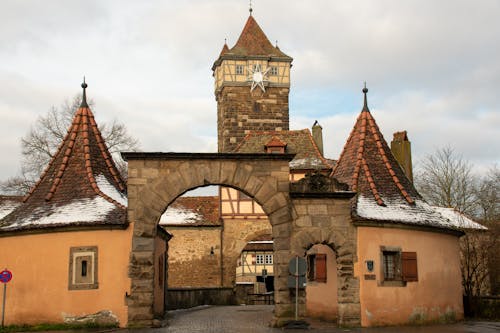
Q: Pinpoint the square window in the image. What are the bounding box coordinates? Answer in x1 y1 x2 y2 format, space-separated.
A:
383 251 399 280
253 64 261 72
256 254 265 265
380 247 418 286
69 246 98 290
235 65 244 75
265 254 273 265
270 66 278 76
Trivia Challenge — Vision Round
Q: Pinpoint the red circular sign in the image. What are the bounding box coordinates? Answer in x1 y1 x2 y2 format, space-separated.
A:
0 269 12 283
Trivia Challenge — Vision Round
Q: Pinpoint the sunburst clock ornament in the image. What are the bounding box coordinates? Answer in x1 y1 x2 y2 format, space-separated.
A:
248 64 270 92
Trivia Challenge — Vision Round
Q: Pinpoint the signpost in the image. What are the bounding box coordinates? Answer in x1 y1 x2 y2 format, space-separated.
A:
286 256 309 329
0 269 12 328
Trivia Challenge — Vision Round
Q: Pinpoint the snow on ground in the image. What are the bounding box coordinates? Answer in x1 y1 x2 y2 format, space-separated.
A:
1 196 117 229
357 195 486 230
95 174 127 206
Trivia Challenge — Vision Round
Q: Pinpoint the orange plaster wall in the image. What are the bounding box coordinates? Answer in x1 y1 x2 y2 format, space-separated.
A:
306 244 338 321
357 226 463 327
0 226 132 326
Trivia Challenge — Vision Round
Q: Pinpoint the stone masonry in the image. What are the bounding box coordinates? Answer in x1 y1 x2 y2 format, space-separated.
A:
217 86 290 152
124 153 294 327
286 196 360 327
124 152 361 327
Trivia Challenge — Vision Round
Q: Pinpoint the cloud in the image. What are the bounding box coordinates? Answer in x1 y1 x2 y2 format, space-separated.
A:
0 0 498 182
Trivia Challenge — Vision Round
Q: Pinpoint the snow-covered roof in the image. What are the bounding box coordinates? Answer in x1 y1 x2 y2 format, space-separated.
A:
159 196 220 227
355 195 486 231
95 174 127 207
335 88 485 233
0 196 22 220
1 197 120 231
159 207 202 225
0 83 127 233
234 129 333 171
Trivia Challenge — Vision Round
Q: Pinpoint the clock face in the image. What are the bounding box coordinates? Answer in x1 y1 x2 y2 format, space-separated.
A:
248 64 270 92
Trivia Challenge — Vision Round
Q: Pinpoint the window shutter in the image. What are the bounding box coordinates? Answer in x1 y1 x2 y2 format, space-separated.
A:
402 252 418 282
316 253 327 283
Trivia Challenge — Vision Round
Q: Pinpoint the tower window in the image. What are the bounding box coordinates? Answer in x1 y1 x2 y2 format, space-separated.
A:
236 65 244 75
270 66 278 76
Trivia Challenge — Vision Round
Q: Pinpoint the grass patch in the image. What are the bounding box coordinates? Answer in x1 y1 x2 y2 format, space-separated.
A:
0 322 118 333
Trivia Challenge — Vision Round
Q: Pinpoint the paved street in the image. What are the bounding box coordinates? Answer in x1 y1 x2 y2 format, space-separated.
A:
125 305 500 333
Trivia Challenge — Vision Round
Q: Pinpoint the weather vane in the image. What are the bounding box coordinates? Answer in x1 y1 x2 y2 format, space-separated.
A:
249 0 253 15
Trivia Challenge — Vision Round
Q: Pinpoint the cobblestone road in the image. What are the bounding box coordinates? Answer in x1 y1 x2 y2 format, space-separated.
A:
144 305 500 333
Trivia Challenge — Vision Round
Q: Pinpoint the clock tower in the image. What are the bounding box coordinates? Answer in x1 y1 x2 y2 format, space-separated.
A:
212 14 292 152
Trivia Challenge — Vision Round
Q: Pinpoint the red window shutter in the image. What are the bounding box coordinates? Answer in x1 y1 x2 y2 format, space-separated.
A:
402 252 418 282
316 253 327 283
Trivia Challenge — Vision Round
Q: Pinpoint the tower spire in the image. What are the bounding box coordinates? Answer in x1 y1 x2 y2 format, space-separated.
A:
362 82 369 112
80 77 89 108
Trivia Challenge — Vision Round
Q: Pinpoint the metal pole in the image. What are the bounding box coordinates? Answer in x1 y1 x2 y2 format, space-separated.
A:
295 255 298 321
1 283 6 327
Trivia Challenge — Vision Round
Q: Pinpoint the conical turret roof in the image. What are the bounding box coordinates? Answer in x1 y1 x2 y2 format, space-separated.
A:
332 86 485 232
0 81 127 232
332 86 419 205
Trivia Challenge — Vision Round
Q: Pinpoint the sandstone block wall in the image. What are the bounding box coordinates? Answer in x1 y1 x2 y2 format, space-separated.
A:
282 197 360 327
217 86 290 152
222 218 272 286
126 156 292 326
164 227 222 288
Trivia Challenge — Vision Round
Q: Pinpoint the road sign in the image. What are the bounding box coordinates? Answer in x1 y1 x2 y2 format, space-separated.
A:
288 257 307 276
0 270 12 284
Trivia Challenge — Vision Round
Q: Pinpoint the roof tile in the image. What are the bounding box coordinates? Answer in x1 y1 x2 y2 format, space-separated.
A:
0 84 127 232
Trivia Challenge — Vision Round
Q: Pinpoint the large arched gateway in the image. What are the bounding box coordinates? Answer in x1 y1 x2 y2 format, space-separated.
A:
123 152 361 327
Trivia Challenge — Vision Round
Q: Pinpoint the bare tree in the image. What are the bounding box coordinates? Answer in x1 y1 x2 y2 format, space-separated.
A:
416 146 477 215
0 95 139 195
415 149 499 303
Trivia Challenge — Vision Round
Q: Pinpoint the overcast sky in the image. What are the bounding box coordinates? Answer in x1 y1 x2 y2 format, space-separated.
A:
1 0 499 182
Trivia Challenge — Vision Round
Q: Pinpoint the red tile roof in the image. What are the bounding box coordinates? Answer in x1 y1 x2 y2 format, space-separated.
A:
331 89 420 206
212 15 291 69
265 136 287 148
0 83 127 232
160 196 220 227
219 42 229 57
234 129 333 171
230 15 289 57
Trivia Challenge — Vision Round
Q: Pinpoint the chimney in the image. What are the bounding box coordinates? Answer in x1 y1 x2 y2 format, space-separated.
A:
390 131 413 182
312 120 324 156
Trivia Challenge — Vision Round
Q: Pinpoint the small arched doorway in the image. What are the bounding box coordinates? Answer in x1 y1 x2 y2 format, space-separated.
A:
305 244 338 321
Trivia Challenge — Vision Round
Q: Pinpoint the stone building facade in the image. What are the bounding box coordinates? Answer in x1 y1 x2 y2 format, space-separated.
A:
213 15 292 153
0 10 487 330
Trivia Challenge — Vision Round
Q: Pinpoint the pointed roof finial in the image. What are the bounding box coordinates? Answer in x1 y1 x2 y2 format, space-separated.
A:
362 81 369 112
80 76 89 108
249 0 253 15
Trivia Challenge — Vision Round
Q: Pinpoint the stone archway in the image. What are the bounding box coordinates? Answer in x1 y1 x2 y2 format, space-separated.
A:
123 153 295 326
290 227 360 326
